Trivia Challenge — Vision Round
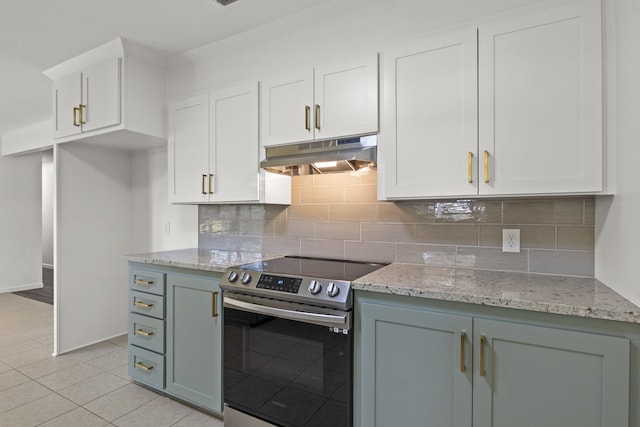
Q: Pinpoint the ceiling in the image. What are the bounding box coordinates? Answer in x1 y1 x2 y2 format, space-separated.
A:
0 0 334 135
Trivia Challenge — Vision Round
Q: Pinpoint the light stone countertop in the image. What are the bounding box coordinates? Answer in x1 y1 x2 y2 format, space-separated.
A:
125 249 640 324
353 263 640 324
125 248 283 273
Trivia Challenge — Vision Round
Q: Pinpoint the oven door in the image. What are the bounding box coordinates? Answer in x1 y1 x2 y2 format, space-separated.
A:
223 293 353 427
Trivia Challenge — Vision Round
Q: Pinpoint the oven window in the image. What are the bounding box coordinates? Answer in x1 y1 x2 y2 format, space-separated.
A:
224 307 352 427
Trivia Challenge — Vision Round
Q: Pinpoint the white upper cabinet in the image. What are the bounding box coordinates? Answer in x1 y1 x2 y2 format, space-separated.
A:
382 29 478 198
381 0 603 199
168 82 290 205
45 38 166 149
260 53 378 147
478 0 602 195
168 94 210 204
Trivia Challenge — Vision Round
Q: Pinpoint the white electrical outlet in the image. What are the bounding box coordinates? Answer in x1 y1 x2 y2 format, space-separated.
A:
164 221 171 236
502 229 520 253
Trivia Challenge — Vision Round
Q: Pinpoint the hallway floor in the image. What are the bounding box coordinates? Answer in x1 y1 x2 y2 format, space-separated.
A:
0 293 224 427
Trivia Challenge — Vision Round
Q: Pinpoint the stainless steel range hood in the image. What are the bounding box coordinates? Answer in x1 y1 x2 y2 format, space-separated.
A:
260 135 377 175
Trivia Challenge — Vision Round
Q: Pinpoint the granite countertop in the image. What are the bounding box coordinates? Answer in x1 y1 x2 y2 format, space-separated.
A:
125 249 640 324
353 263 640 324
125 248 282 273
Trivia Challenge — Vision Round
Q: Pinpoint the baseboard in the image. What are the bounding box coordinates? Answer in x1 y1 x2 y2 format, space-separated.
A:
42 264 54 269
3 282 44 293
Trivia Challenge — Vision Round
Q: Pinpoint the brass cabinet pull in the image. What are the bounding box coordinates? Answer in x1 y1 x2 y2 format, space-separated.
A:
78 104 86 124
212 291 219 317
134 278 154 286
134 300 153 309
73 107 80 126
460 332 466 372
209 174 214 195
134 328 154 337
480 334 486 377
315 104 320 130
483 150 490 183
134 361 153 372
201 174 207 195
305 105 311 131
467 152 473 183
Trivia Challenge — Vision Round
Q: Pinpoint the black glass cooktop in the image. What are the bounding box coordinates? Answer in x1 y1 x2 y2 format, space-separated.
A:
236 256 387 282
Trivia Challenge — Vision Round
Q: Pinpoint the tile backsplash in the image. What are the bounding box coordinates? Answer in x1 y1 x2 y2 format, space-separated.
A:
199 170 595 277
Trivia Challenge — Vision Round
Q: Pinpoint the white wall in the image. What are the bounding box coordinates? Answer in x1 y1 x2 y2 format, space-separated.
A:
42 150 54 267
595 0 640 306
130 147 198 253
0 152 42 292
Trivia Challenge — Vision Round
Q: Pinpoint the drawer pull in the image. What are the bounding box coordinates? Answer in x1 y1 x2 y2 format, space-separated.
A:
134 361 154 372
305 105 311 131
134 301 154 309
460 331 466 373
480 334 487 377
212 291 219 318
134 278 154 286
73 107 80 127
467 152 473 183
483 150 490 183
134 328 154 337
315 104 320 130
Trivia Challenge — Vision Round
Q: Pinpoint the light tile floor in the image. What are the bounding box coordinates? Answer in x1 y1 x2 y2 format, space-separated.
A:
0 293 224 427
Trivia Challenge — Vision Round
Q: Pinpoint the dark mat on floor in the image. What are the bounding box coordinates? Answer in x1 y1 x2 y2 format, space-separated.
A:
14 268 53 305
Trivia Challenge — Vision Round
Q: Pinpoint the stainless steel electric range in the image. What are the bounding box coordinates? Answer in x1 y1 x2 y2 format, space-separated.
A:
220 256 387 427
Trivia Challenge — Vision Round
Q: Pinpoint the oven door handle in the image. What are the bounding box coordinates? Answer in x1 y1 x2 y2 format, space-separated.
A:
224 295 350 330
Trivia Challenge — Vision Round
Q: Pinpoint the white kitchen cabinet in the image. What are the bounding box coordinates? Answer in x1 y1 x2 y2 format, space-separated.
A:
381 0 603 199
260 53 378 147
168 82 290 204
44 37 166 148
356 292 631 427
478 0 602 195
52 58 120 139
382 29 478 198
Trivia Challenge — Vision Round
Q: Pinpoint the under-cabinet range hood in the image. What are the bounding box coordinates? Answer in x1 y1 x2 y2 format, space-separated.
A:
260 134 377 175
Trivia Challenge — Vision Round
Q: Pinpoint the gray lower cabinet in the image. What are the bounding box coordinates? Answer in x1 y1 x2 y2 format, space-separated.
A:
166 272 222 413
127 263 222 415
356 293 630 427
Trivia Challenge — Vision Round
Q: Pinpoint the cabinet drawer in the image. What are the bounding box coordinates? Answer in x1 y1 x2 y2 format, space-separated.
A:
129 313 164 354
129 345 165 389
130 291 164 319
130 268 165 295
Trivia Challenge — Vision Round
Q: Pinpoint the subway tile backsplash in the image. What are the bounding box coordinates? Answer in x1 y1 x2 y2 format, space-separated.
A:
199 170 596 277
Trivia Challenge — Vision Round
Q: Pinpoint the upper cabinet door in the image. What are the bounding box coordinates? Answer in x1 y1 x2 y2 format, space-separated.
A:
260 69 314 147
210 82 260 202
314 53 379 140
168 94 210 204
53 73 82 139
478 0 602 195
81 58 121 133
382 30 478 198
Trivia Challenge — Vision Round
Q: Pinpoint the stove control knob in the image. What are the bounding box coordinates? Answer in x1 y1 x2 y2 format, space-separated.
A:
327 282 340 298
241 272 252 285
227 271 238 283
308 280 322 295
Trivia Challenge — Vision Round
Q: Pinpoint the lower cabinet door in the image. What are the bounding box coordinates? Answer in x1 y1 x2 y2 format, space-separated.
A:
357 301 473 427
473 318 630 427
166 272 222 413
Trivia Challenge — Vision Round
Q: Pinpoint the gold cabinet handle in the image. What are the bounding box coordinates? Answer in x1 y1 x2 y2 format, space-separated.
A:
460 331 466 373
201 174 207 195
134 278 154 286
134 361 154 372
73 107 80 127
305 105 311 131
480 334 486 377
208 174 214 195
315 104 320 130
134 301 153 309
483 150 490 183
78 104 86 125
212 291 219 317
467 152 473 183
134 328 154 337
